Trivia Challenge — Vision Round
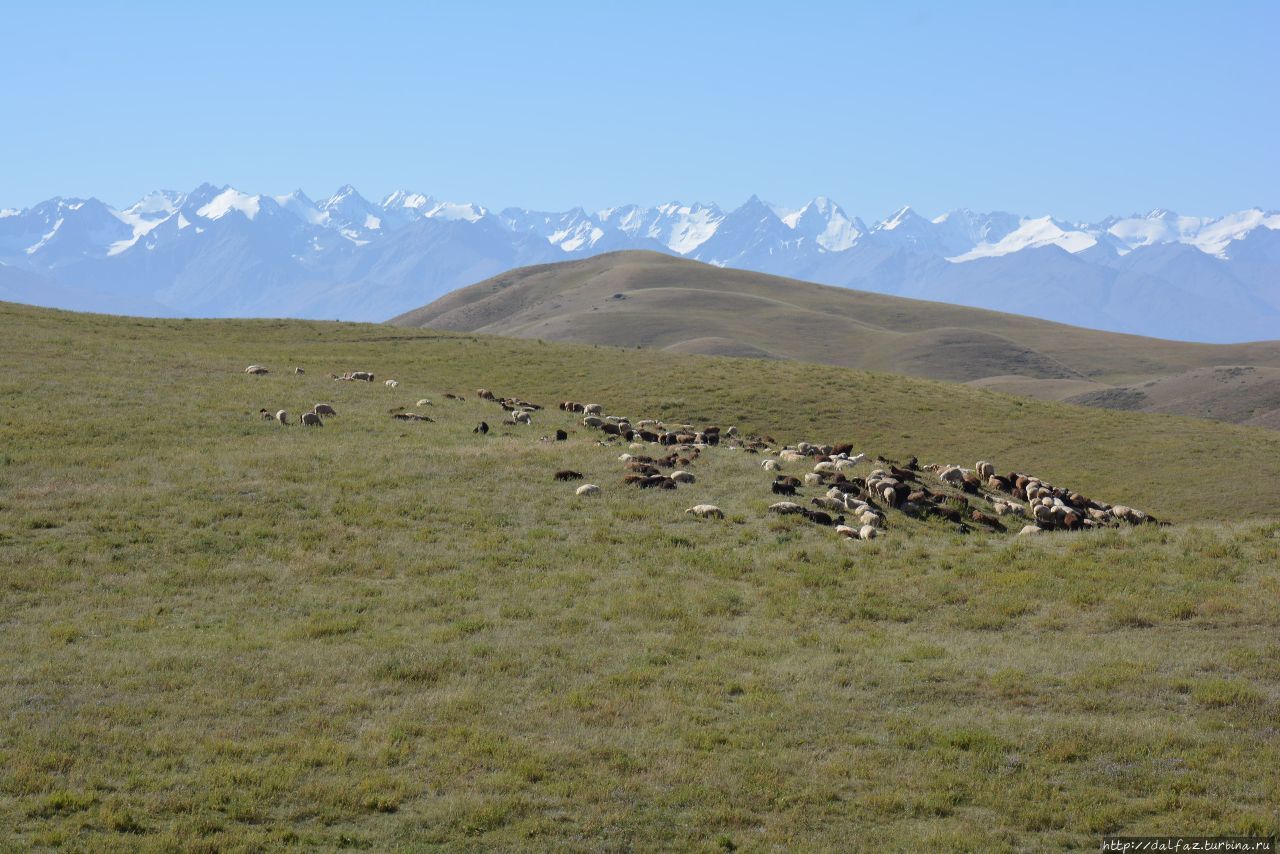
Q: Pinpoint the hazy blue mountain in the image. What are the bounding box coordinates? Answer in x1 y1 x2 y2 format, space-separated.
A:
1 184 1276 341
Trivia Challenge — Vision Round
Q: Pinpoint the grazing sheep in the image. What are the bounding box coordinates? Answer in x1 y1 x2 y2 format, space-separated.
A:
670 470 695 484
685 504 725 519
583 404 603 416
1018 525 1043 536
803 473 823 487
771 481 797 496
575 483 601 496
801 509 843 526
555 429 568 441
275 410 289 425
477 388 495 400
859 525 878 540
245 365 269 375
811 496 845 512
976 460 995 479
385 380 399 388
258 408 274 420
761 459 780 471
554 470 584 481
301 411 323 427
514 411 532 425
583 415 605 428
473 421 489 435
313 403 337 417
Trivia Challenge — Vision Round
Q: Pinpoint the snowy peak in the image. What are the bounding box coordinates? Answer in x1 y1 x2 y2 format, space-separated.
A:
783 196 866 251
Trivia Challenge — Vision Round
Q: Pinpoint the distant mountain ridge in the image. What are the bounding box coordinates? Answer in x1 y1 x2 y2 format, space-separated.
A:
1 184 1277 341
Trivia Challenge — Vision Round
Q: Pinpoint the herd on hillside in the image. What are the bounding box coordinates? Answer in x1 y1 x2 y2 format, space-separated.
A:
244 363 1163 540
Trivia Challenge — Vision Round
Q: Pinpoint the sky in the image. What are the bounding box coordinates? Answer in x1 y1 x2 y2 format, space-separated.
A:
2 1 1278 221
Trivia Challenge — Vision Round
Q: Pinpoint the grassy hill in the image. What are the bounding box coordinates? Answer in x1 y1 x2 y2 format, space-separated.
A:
391 251 1280 427
2 301 1278 849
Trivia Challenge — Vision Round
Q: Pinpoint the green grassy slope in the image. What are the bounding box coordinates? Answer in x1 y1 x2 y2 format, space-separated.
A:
1 301 1278 850
391 251 1280 424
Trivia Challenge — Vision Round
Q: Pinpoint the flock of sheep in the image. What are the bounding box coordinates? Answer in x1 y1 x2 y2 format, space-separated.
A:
246 364 1161 542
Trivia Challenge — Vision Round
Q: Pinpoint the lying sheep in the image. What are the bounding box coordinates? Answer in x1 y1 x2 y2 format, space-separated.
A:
670 470 695 484
685 504 724 519
245 365 269 375
554 470 584 481
761 459 780 471
292 367 304 375
769 501 805 515
385 380 399 388
575 483 601 496
416 399 432 407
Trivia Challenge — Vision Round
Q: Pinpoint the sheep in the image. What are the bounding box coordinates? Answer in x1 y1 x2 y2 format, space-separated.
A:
626 462 660 476
779 451 806 464
976 460 995 479
477 389 495 400
685 504 725 519
514 411 532 425
555 429 568 441
802 509 843 526
275 409 289 425
768 501 805 515
385 380 399 388
835 525 859 538
554 470 584 481
392 412 432 421
574 483 601 497
312 403 337 417
771 481 797 496
292 367 304 374
416 399 432 407
245 365 269 375
583 415 605 428
670 470 696 484
583 404 603 416
473 421 489 435
301 411 323 427
258 408 274 420
811 496 845 512
803 473 823 487
351 371 374 382
812 461 840 476
1018 524 1043 536
761 459 780 471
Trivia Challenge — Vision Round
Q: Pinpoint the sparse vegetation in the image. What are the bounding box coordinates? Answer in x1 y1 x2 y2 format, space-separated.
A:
1 301 1277 849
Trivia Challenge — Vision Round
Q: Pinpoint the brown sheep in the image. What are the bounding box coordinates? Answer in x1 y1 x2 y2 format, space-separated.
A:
477 389 495 400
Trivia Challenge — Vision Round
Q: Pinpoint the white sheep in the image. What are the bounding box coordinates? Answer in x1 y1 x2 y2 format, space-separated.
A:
416 399 431 407
618 453 633 463
835 525 859 538
768 501 805 515
576 484 601 497
583 404 603 416
803 473 823 487
976 460 996 479
779 450 806 464
244 365 269 375
859 525 878 540
385 379 399 388
582 415 604 428
1018 524 1043 536
670 471 695 484
812 461 839 475
761 459 780 471
685 504 724 519
514 411 532 425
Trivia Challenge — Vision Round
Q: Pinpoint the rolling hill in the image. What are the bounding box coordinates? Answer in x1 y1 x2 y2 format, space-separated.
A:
392 251 1280 427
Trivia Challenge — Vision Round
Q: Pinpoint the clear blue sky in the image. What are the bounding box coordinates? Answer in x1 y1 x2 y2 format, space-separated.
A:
4 1 1277 220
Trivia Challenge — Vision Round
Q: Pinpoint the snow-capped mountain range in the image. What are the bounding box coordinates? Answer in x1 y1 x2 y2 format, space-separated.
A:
2 183 1277 342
